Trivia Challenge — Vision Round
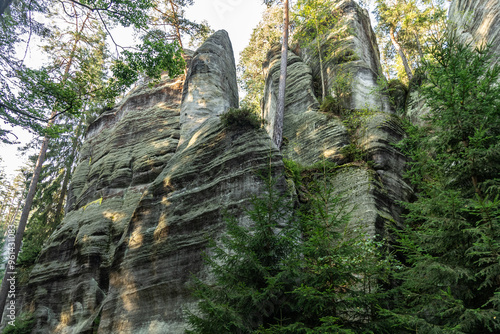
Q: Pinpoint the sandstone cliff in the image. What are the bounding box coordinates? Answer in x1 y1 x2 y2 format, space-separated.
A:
449 0 500 65
16 1 499 332
19 31 285 334
262 0 411 238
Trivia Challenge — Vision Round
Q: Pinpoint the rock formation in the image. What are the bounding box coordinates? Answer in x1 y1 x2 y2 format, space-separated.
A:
18 0 500 331
449 0 500 65
179 30 239 146
262 0 411 237
18 30 285 334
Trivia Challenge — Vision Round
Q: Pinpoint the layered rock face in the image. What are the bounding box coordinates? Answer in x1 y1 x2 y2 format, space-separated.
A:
449 0 500 64
301 0 392 113
179 30 239 146
262 0 411 237
262 47 349 165
20 30 285 334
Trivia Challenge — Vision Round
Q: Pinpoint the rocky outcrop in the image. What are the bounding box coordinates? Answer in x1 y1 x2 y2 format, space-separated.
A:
262 46 349 165
449 0 500 65
23 74 185 334
19 30 286 334
179 30 239 146
261 1 411 237
301 0 392 113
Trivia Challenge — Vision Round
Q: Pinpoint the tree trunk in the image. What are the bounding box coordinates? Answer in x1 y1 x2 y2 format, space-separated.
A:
168 0 183 49
316 21 326 100
389 25 413 82
0 7 87 320
273 0 289 150
54 120 82 221
0 113 54 324
414 32 425 62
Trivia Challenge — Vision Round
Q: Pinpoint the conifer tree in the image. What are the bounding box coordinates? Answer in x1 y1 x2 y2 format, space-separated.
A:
186 163 395 333
387 34 500 333
185 171 300 333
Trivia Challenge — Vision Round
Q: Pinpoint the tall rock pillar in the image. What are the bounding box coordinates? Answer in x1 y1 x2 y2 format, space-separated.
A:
179 30 239 146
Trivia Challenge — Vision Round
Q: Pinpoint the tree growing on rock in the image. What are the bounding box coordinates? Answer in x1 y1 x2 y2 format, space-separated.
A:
293 0 338 101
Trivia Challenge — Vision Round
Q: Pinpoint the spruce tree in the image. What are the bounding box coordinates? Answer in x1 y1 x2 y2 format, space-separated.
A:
387 34 500 333
186 162 395 333
185 171 300 334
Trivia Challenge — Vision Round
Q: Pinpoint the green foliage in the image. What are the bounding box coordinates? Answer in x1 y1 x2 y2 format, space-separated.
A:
386 79 408 113
220 107 263 130
374 0 447 82
111 30 185 89
338 108 375 163
283 158 302 188
329 65 353 109
340 143 366 163
187 162 396 333
0 0 187 142
293 0 352 101
185 172 300 333
385 35 500 333
2 312 34 334
319 95 344 116
238 5 283 110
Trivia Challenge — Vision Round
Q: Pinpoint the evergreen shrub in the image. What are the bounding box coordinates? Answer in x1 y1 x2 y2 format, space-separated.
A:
220 107 262 130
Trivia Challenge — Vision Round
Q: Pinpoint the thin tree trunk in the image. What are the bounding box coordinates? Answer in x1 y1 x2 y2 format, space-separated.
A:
273 0 289 150
414 32 424 62
54 120 82 221
0 113 54 323
0 7 87 321
168 0 183 49
316 21 326 100
389 25 413 82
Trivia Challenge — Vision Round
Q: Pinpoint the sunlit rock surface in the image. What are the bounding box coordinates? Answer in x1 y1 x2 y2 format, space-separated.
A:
301 0 392 113
449 0 500 65
262 0 411 237
179 30 239 146
262 46 350 165
19 30 285 334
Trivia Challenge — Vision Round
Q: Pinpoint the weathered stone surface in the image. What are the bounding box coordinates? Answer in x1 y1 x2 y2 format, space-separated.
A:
301 0 392 113
99 120 284 334
449 0 500 65
19 31 286 334
262 46 349 165
20 75 184 334
179 30 239 146
261 1 411 236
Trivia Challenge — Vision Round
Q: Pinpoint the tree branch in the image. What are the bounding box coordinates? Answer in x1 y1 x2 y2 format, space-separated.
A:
0 102 48 122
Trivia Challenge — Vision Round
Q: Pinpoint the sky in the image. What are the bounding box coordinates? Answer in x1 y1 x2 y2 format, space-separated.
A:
0 1 268 180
